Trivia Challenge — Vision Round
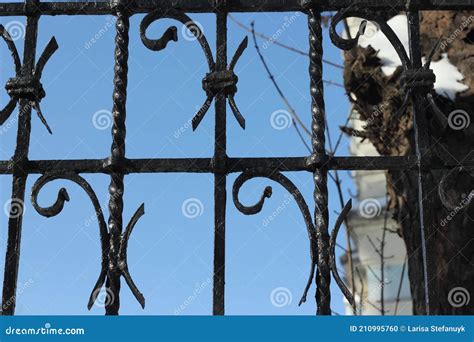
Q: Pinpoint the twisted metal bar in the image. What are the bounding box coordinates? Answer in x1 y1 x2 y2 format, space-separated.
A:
307 6 331 315
105 2 130 315
232 168 317 306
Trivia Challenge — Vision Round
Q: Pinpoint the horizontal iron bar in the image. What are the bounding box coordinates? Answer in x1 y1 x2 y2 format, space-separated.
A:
0 156 471 175
0 0 472 16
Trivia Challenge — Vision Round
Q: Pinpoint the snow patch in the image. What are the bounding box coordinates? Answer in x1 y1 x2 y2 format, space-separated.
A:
356 15 409 76
423 54 469 101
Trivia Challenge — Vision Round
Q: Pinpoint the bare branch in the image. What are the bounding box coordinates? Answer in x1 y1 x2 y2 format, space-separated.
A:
251 21 312 137
229 14 344 70
394 255 408 315
292 119 311 153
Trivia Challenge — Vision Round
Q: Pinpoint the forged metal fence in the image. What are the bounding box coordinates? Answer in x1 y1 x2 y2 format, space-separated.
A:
0 0 472 316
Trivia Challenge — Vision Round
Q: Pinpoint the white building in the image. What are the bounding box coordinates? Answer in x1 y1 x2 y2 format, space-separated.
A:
343 110 412 315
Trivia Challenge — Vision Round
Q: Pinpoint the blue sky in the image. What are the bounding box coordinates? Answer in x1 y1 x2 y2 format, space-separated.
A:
0 10 354 315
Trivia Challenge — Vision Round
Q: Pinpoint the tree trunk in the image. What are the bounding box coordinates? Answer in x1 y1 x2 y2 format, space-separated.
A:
343 10 474 314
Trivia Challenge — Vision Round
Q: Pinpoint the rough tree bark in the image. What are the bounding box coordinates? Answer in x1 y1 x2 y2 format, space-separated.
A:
343 11 474 314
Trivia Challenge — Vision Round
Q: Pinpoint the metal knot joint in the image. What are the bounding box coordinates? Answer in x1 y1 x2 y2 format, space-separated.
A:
202 70 238 97
306 154 329 170
397 37 455 133
192 36 249 131
395 36 465 135
401 68 436 93
102 156 132 174
0 24 58 135
6 76 45 102
211 154 228 175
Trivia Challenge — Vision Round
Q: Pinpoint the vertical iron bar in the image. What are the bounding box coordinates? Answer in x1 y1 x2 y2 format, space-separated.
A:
407 6 435 315
307 6 331 315
1 1 39 315
105 1 130 315
212 10 227 316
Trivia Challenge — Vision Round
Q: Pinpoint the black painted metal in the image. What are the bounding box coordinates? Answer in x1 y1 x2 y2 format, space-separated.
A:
0 0 471 315
2 1 40 315
307 4 331 315
0 0 472 16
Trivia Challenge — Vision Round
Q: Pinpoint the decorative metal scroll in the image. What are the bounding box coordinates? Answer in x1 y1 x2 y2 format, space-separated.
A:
30 172 146 309
140 9 248 130
232 168 317 305
329 6 452 130
0 0 471 316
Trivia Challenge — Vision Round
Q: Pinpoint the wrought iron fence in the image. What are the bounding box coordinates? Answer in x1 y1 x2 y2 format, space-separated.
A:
0 0 472 316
